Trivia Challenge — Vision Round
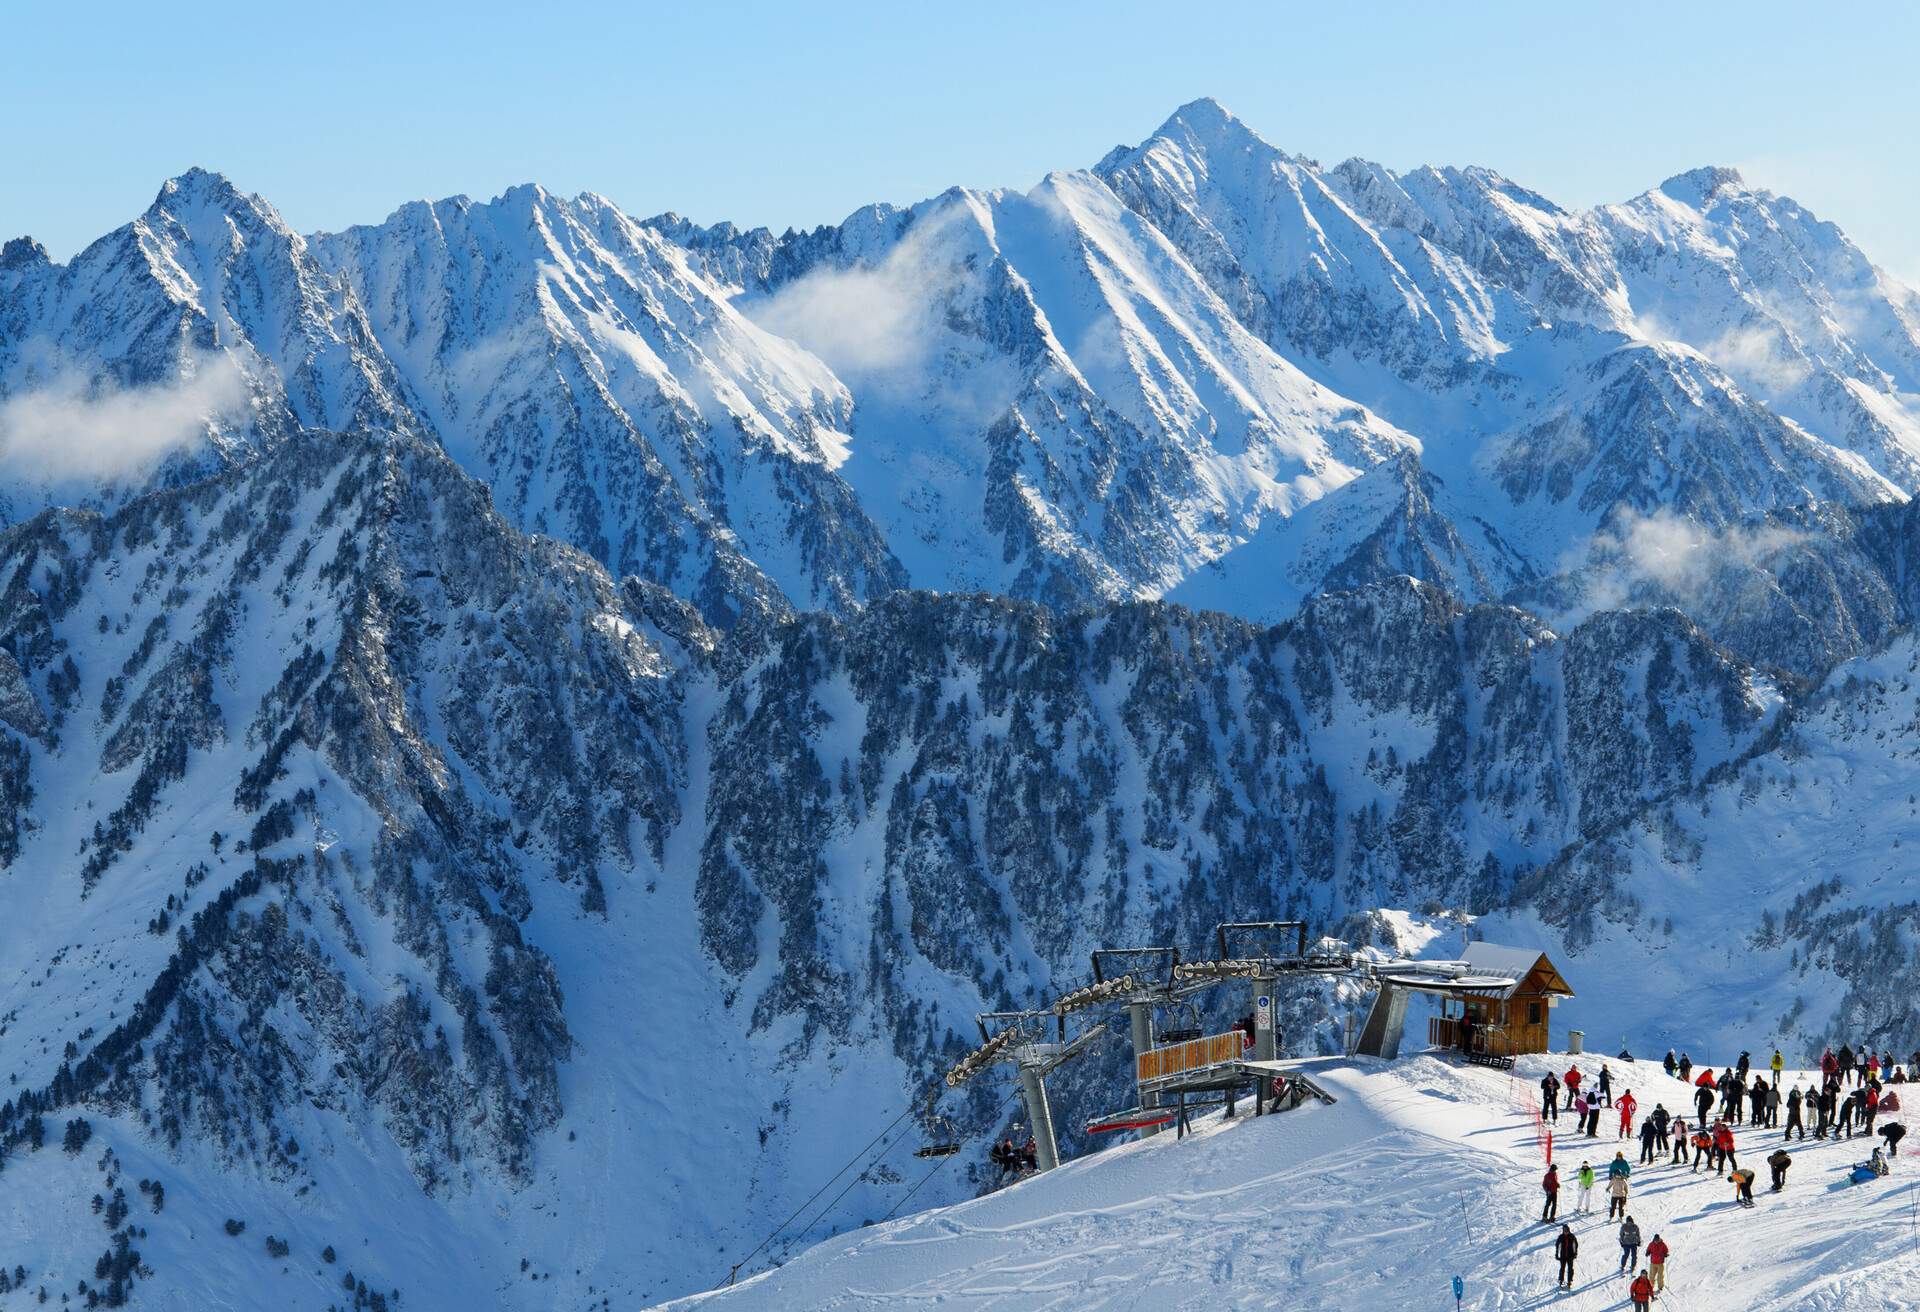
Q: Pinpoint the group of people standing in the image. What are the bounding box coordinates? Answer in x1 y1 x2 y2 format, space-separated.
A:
1536 1044 1910 1301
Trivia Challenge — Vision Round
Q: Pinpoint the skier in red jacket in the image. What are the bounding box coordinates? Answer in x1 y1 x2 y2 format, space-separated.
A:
1713 1121 1737 1175
1563 1065 1583 1110
1617 1090 1638 1138
1645 1234 1670 1293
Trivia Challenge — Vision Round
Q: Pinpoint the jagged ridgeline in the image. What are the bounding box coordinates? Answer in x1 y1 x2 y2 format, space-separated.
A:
4 95 1920 1307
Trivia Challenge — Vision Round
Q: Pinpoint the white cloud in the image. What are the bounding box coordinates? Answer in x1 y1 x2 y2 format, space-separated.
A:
746 207 971 379
0 356 247 483
1630 312 1811 397
1562 507 1804 620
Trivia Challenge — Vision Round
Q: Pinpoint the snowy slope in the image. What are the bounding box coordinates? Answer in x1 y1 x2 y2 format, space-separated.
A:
668 1053 1920 1310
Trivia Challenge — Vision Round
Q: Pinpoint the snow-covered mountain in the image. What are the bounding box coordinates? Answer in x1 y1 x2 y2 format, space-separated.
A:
10 101 1919 629
7 101 1920 1310
0 429 1821 1305
1091 100 1918 595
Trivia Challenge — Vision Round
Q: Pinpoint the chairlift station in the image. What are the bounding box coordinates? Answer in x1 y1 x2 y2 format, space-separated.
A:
939 920 1573 1175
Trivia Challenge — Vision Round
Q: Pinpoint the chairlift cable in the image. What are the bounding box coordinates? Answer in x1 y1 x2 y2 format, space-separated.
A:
713 1095 922 1289
883 1082 1024 1224
770 1114 926 1268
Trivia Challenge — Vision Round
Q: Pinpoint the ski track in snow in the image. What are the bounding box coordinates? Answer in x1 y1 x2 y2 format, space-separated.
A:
667 1055 1920 1311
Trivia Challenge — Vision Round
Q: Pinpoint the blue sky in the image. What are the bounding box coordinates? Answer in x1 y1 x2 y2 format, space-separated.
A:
4 1 1916 279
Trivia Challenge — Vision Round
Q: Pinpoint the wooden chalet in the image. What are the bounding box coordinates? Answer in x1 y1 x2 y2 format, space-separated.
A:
1426 942 1575 1058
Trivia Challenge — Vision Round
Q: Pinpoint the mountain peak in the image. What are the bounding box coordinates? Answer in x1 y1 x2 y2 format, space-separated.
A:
1098 97 1283 177
497 181 558 212
144 166 294 238
152 166 243 210
1151 96 1260 150
1166 95 1237 130
0 235 50 271
1658 165 1746 207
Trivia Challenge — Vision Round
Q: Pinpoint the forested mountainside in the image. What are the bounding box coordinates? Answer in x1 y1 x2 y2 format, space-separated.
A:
5 98 1920 1307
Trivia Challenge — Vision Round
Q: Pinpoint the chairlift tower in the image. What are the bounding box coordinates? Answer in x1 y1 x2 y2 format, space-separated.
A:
1057 947 1215 1136
943 1010 1105 1173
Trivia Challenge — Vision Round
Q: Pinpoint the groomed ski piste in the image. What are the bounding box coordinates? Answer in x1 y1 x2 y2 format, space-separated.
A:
666 1054 1920 1310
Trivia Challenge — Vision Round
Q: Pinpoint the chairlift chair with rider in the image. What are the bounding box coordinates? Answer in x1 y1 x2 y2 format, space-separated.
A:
912 1091 963 1159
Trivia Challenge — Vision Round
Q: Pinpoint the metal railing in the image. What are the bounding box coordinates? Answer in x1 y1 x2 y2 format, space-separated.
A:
1137 1031 1246 1082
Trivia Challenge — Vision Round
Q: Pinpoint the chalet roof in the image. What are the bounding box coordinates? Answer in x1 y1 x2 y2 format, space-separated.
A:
1458 942 1575 999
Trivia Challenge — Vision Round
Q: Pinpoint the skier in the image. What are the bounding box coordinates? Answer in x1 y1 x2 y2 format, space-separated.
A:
1541 1071 1561 1123
1713 1120 1737 1176
1725 1071 1746 1125
1821 1047 1839 1083
1564 1064 1584 1109
1598 1063 1614 1109
1839 1044 1856 1086
1554 1224 1578 1289
1737 1050 1751 1083
1871 1146 1890 1177
1630 1270 1655 1312
1768 1147 1792 1191
1693 1080 1715 1127
1584 1096 1602 1140
1645 1233 1670 1295
1607 1154 1631 1220
1763 1078 1781 1128
1663 1049 1677 1078
1617 1214 1642 1273
1732 1166 1756 1207
1019 1138 1037 1171
1869 1052 1883 1084
1576 1159 1596 1214
1573 1092 1592 1139
1670 1115 1690 1165
1651 1102 1671 1151
1881 1121 1907 1158
1678 1052 1693 1084
1864 1084 1882 1137
1785 1086 1806 1141
1617 1089 1637 1139
1541 1162 1560 1221
1771 1047 1785 1086
1637 1115 1658 1165
1838 1087 1858 1139
1689 1124 1712 1173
